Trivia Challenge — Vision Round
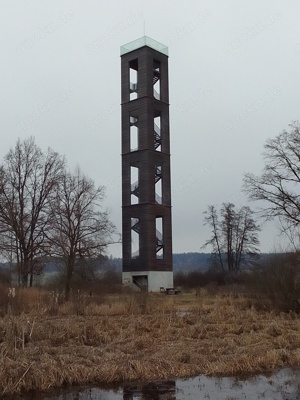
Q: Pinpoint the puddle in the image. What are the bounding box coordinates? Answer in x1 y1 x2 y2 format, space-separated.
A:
9 368 300 400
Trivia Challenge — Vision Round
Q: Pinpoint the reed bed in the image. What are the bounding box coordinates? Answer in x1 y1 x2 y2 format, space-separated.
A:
1 286 300 397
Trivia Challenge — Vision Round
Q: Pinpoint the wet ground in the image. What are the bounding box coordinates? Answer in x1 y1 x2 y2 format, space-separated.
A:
10 368 300 400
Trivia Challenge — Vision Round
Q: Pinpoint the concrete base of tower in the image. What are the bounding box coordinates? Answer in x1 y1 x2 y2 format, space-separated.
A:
122 271 174 292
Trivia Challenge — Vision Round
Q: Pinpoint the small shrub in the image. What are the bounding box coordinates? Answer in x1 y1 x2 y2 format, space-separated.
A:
0 284 9 316
249 253 300 312
0 267 11 285
174 269 241 289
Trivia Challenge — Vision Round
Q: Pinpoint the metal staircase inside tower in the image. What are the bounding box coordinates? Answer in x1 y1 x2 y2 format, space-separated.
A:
153 64 161 100
154 123 162 149
131 181 139 199
131 218 140 234
156 228 164 254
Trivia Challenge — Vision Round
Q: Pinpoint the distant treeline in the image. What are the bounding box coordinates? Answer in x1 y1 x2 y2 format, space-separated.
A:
0 252 274 276
98 253 212 273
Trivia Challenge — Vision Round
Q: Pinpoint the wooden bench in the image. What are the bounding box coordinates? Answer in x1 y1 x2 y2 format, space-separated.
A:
164 288 181 295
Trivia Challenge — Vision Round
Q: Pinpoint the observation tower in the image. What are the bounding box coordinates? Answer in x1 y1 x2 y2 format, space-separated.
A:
120 36 173 292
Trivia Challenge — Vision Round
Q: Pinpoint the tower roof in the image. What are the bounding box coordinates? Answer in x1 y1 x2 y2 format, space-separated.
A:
120 36 168 56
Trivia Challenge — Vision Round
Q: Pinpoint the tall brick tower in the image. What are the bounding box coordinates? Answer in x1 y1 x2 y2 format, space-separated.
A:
120 36 173 292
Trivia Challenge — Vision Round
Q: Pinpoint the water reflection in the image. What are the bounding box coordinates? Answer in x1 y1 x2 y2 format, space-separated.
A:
12 381 176 400
123 380 176 400
9 368 300 400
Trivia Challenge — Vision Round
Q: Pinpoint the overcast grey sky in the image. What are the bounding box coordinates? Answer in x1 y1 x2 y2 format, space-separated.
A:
1 0 300 257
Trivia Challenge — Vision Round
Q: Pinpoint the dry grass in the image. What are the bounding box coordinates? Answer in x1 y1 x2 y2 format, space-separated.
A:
1 286 300 397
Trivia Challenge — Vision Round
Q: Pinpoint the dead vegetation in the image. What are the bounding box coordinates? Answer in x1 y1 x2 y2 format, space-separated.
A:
1 285 300 397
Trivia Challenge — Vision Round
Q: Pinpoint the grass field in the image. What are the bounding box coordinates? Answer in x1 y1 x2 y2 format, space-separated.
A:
1 285 300 397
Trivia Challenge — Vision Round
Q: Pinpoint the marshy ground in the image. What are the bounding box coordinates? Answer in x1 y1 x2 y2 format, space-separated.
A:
1 286 300 397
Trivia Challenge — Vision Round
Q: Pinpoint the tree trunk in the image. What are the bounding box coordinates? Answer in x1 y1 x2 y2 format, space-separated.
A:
29 270 33 287
22 272 28 287
65 278 71 301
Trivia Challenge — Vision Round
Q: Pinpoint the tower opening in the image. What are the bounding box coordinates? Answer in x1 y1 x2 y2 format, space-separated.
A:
130 164 139 205
129 59 138 101
155 165 162 204
156 216 164 259
130 115 138 151
153 60 161 100
154 111 161 152
131 217 140 258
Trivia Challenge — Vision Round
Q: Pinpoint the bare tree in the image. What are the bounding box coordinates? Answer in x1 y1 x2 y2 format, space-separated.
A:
0 137 65 286
203 205 224 270
243 122 300 235
203 203 260 272
48 168 116 300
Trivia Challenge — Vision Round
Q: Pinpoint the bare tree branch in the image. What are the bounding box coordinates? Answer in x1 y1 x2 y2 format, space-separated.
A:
0 137 65 286
46 167 117 300
243 121 300 241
